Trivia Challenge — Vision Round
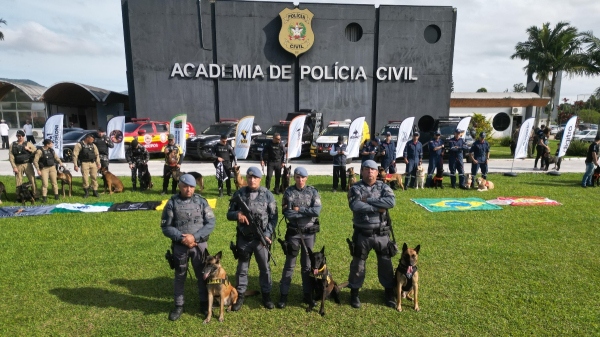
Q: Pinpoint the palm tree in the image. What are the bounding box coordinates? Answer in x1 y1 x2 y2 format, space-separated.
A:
580 31 600 76
511 22 588 127
0 18 6 41
594 87 600 99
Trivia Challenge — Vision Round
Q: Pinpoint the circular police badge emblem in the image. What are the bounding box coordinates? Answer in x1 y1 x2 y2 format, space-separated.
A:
279 8 314 57
144 134 152 145
110 130 123 144
160 133 168 143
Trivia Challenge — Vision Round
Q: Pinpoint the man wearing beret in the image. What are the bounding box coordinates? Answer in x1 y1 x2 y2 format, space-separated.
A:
161 174 216 321
448 129 469 189
227 167 278 310
9 130 38 198
469 132 490 187
426 130 444 187
277 167 322 309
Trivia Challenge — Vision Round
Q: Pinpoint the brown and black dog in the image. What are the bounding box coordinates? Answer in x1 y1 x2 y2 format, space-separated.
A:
232 165 247 190
307 246 343 316
347 167 358 189
377 167 405 190
17 182 35 206
592 166 600 186
56 166 73 198
100 167 124 194
394 243 420 312
0 181 9 204
202 251 238 324
172 170 204 193
432 167 444 189
279 165 292 194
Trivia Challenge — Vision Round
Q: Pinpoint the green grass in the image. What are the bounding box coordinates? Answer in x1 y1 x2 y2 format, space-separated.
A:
490 139 563 159
1 174 599 335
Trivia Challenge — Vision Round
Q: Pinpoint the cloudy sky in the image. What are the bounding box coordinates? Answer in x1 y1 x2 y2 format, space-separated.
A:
1 0 598 101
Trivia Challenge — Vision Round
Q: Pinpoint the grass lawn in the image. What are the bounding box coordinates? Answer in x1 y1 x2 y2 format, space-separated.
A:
490 139 563 159
1 173 599 335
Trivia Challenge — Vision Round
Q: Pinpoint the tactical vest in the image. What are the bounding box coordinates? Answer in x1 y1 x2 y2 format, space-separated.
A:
94 136 109 155
40 148 55 168
351 181 390 229
332 143 347 166
164 144 180 166
12 142 31 164
237 187 271 232
286 185 319 227
79 142 96 162
172 194 206 235
264 142 284 163
214 143 232 162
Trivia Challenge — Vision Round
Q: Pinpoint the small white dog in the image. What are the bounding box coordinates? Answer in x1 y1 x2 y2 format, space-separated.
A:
476 177 494 191
415 165 426 189
464 173 473 189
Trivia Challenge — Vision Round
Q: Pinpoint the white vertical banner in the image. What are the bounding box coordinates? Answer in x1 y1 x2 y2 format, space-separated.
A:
347 117 365 158
107 116 126 160
456 117 472 139
287 115 307 160
43 114 64 158
235 116 254 159
558 116 578 158
170 114 187 157
395 117 415 158
514 117 535 159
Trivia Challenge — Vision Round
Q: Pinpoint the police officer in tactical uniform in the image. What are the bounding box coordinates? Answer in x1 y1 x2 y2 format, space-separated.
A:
73 134 101 198
329 135 347 192
380 132 398 189
277 167 322 309
426 131 444 187
227 167 278 310
448 129 469 189
403 132 423 189
9 130 38 198
161 174 216 321
126 139 150 191
469 132 490 186
161 134 183 195
212 134 236 197
33 139 63 202
347 160 396 309
261 133 285 194
93 127 114 169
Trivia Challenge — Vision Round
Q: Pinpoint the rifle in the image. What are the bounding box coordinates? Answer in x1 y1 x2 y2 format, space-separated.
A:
230 194 277 266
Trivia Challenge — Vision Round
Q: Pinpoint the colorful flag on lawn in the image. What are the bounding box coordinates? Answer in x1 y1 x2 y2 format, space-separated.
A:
487 197 562 206
411 198 502 212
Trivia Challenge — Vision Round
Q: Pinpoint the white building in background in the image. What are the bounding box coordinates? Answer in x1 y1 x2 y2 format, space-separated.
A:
449 92 550 139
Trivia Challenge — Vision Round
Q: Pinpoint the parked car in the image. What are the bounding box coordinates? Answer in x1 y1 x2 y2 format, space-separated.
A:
310 119 370 164
186 119 262 160
123 118 196 153
52 130 99 162
549 125 559 135
574 129 597 141
377 121 404 142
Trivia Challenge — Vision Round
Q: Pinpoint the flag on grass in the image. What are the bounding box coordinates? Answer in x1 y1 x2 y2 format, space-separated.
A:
411 198 502 212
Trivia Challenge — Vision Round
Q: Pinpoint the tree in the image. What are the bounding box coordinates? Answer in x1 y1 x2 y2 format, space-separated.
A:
511 22 589 127
0 18 6 41
580 31 600 76
476 87 487 92
594 87 600 99
513 83 526 92
470 113 493 138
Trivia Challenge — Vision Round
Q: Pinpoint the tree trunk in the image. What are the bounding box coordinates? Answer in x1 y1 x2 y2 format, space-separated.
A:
546 72 557 127
534 79 545 128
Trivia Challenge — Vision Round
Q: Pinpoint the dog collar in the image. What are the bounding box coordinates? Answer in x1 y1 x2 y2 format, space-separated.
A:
207 278 230 286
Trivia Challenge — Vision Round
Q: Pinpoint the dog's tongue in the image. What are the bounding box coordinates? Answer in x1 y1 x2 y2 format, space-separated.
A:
203 272 210 280
313 269 318 275
407 266 413 274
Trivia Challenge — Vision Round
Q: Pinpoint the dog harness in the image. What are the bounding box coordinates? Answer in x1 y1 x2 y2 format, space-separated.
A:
396 264 418 292
309 264 332 285
433 176 443 183
207 277 231 287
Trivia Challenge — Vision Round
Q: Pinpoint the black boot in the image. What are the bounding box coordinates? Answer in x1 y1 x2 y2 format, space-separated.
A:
168 306 184 321
277 294 288 309
231 293 244 311
83 188 89 198
200 301 209 317
384 288 396 308
92 190 99 197
350 288 361 308
262 292 274 309
227 188 232 197
218 188 223 198
161 190 167 196
42 196 47 203
55 194 59 200
303 292 317 307
132 183 137 192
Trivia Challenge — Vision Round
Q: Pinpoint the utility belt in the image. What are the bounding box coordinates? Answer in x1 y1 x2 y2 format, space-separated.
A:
286 223 320 235
353 225 390 237
236 225 267 240
80 159 95 163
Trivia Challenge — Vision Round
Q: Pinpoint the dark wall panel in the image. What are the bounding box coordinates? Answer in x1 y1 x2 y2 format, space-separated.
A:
376 6 455 132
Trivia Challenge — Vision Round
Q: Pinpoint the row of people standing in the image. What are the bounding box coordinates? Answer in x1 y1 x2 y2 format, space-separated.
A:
0 119 38 149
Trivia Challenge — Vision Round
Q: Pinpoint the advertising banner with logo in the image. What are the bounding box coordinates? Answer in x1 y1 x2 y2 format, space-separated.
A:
558 116 577 158
287 114 307 160
107 116 125 160
43 114 64 158
395 117 415 158
347 117 365 158
514 117 535 159
234 116 254 160
456 117 472 139
170 114 187 157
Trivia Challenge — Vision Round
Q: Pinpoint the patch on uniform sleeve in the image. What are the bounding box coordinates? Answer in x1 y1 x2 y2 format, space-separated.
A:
205 209 215 219
314 197 322 206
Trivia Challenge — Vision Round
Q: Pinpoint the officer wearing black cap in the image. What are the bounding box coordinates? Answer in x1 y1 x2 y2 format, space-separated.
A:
380 132 397 188
211 134 236 197
426 130 444 187
261 133 286 195
361 138 379 163
347 159 396 309
403 132 423 189
161 173 216 321
469 132 490 185
448 129 468 189
161 134 183 195
227 167 278 310
126 139 150 191
93 127 114 170
329 135 347 192
9 130 38 198
33 139 63 202
277 166 322 309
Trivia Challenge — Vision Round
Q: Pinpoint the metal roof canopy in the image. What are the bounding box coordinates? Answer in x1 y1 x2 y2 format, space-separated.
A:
0 80 47 101
41 82 129 109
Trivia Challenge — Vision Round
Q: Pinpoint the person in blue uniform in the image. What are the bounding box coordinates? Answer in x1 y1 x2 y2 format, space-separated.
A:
380 132 398 189
448 129 468 189
426 130 444 187
469 132 490 186
403 132 422 189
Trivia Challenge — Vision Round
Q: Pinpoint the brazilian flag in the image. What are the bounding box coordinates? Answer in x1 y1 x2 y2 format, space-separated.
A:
411 198 502 212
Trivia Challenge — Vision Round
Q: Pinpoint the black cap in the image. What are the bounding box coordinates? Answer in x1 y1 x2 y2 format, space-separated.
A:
97 127 105 132
16 130 25 136
220 134 228 140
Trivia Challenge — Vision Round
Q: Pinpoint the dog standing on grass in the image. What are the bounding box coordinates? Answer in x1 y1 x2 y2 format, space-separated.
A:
415 165 426 189
56 166 73 198
17 182 35 206
394 243 420 312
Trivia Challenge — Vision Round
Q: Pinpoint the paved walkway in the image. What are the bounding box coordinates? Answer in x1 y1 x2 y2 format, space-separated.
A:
0 149 586 178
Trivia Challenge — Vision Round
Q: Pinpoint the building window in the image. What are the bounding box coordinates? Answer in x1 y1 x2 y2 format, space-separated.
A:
424 24 441 44
345 23 363 42
0 88 46 128
492 113 511 132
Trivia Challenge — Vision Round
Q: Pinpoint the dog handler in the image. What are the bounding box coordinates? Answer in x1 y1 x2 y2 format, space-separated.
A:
347 160 396 309
9 130 38 198
277 167 322 309
261 133 286 195
161 174 216 321
581 135 600 187
403 132 423 189
448 129 468 189
469 132 491 187
380 132 398 189
161 134 183 195
212 134 236 197
93 127 114 170
73 134 100 198
227 167 278 310
33 139 63 202
426 130 444 188
126 139 150 191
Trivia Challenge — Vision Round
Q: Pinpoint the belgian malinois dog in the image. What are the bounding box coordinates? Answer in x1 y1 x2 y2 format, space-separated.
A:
56 165 72 198
99 167 124 195
346 167 357 189
307 246 343 316
232 165 247 190
394 243 420 312
202 251 238 324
